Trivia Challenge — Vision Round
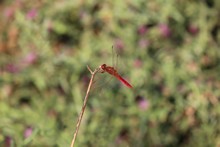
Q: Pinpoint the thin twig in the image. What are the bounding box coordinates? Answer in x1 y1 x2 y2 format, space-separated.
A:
70 65 100 147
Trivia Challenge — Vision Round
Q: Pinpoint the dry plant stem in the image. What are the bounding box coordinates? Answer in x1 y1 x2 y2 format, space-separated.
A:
70 65 100 147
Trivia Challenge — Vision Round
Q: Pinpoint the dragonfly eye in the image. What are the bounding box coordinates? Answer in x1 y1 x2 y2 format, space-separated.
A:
101 64 106 69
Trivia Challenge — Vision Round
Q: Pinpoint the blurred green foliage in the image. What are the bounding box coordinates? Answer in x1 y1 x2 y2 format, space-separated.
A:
0 0 220 146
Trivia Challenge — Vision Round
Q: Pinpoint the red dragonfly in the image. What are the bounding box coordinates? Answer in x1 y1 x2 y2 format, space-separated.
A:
99 64 133 88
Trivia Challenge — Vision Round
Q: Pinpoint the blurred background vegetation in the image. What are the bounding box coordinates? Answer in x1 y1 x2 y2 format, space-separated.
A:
0 0 220 146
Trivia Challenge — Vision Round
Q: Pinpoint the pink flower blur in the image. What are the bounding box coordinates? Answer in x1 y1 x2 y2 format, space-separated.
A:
134 59 143 68
5 63 20 73
24 127 33 138
26 9 37 20
138 99 149 110
137 25 148 35
138 38 149 48
5 136 12 147
23 52 38 64
114 39 124 50
159 24 171 38
4 7 15 19
188 25 199 35
135 95 149 110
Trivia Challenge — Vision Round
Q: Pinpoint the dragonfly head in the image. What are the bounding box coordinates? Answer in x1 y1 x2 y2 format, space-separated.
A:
99 64 106 73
